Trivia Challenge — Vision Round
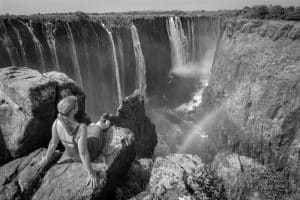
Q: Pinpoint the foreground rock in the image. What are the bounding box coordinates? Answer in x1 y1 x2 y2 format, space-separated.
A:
0 67 57 165
109 91 157 158
32 126 135 200
0 149 62 200
115 158 153 199
0 67 89 165
131 154 226 200
212 152 291 200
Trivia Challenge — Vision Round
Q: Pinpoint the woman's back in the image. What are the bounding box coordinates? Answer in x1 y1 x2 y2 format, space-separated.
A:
56 119 81 161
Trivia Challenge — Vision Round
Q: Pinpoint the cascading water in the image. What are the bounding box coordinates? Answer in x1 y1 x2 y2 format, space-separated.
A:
0 21 17 66
0 16 221 156
166 17 188 74
26 21 47 72
8 20 27 67
103 23 122 105
45 22 60 71
65 22 83 88
131 23 147 99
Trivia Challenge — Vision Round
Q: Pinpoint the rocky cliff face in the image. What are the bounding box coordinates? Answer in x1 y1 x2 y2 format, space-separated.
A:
0 67 157 199
201 18 300 192
0 67 88 165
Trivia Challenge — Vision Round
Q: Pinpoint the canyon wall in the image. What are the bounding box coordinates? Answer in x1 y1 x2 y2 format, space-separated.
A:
201 18 300 191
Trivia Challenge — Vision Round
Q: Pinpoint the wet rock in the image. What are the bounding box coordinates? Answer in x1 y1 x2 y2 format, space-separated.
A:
0 149 62 200
108 91 157 158
0 67 90 165
32 126 135 200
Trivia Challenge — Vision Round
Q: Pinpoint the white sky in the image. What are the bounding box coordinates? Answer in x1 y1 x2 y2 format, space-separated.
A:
0 0 299 15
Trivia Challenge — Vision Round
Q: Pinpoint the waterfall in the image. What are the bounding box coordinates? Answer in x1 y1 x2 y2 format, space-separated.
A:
0 21 17 66
45 22 60 71
25 21 47 72
116 34 125 95
102 23 122 105
65 22 83 88
8 20 27 67
166 17 188 72
187 19 195 62
131 23 147 99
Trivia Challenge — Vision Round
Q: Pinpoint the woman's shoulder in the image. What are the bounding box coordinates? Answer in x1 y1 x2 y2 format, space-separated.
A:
77 123 88 133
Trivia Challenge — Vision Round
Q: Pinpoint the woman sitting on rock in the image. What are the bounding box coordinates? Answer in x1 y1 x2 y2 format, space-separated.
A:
34 96 111 189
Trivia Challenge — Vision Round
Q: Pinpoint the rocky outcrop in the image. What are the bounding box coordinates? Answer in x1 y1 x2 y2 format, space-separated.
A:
212 152 291 200
0 67 88 165
108 91 157 158
32 126 135 200
201 18 300 192
115 158 153 199
131 154 226 200
0 67 57 165
0 149 62 200
0 66 158 199
0 126 135 200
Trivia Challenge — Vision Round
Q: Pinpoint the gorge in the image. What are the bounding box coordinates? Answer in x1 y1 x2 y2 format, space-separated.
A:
0 9 300 199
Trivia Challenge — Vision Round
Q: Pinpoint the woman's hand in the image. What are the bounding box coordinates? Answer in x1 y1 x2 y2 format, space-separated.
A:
87 170 99 189
32 156 47 172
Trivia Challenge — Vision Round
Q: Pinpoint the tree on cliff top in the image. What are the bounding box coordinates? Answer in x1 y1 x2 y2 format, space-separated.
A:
75 11 90 20
268 5 285 19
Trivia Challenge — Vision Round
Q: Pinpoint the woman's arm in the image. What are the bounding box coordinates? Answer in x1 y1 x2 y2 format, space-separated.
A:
34 121 59 171
77 123 98 188
77 123 94 174
44 121 60 160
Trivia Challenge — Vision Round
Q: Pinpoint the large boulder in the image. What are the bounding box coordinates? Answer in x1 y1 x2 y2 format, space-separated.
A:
115 158 153 199
212 152 291 200
32 126 135 200
0 148 62 200
109 91 157 158
0 67 57 165
0 67 89 165
131 154 225 200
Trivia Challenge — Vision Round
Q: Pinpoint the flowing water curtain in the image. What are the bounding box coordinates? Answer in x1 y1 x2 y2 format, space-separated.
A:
102 22 122 105
8 19 28 67
131 23 147 99
0 20 19 67
65 22 83 88
26 21 47 72
166 16 189 71
45 21 60 71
